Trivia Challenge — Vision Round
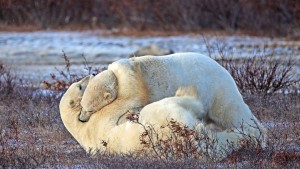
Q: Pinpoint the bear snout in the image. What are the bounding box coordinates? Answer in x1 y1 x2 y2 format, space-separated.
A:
78 110 91 122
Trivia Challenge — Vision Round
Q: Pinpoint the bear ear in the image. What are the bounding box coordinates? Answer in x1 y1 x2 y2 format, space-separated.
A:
103 92 111 100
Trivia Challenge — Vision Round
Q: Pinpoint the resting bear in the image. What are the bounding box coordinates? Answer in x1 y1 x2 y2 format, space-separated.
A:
60 78 204 154
60 74 142 154
138 85 265 159
81 52 220 121
80 52 266 139
75 86 208 154
81 85 258 158
60 52 267 156
138 86 205 136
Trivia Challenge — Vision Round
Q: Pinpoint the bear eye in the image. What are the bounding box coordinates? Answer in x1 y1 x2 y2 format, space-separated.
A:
78 85 82 91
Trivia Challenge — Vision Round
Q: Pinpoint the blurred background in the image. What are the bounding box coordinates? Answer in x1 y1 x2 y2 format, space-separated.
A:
1 0 300 36
1 0 300 85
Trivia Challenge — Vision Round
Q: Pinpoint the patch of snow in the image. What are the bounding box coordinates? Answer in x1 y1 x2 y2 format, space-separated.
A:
0 31 299 84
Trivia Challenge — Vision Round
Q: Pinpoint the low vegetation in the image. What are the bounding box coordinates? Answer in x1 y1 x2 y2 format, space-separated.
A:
0 49 299 168
41 52 103 91
1 0 300 36
203 39 300 94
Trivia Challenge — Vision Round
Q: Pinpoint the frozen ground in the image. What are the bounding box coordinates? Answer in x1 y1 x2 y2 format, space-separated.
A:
0 31 300 84
0 31 299 168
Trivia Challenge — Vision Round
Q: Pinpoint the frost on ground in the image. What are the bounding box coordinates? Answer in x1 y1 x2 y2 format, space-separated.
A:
0 31 300 84
0 88 299 168
0 31 300 168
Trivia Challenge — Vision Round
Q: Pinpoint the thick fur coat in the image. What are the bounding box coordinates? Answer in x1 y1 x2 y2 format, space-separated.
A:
60 52 267 157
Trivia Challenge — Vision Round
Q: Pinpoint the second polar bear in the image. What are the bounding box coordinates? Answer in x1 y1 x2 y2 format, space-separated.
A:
79 52 267 149
60 78 206 154
138 86 205 135
105 86 252 159
103 86 207 154
136 86 260 159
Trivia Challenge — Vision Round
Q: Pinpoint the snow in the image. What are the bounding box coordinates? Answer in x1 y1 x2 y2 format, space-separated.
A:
0 31 299 84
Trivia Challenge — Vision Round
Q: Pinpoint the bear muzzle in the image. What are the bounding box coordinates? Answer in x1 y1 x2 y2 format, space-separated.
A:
78 109 92 122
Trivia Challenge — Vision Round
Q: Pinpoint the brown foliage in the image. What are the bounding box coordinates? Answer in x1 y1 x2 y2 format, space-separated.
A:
203 39 300 94
0 60 16 94
1 0 300 35
272 150 300 166
41 51 103 91
219 56 300 94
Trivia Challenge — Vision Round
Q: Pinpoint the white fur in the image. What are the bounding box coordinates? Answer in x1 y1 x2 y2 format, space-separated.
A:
138 86 205 137
60 52 267 157
60 75 143 153
106 86 206 154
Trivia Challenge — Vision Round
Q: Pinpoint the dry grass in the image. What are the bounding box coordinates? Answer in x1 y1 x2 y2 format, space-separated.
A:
204 38 300 95
218 56 300 94
0 51 300 168
1 0 300 36
41 52 103 91
0 85 299 168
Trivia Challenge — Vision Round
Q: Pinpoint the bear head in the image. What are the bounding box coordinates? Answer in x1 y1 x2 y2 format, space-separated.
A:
79 70 118 122
59 75 91 123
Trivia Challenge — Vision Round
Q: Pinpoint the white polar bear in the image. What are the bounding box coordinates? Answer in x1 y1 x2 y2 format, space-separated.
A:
59 75 105 153
79 52 266 146
60 52 267 156
138 86 205 136
82 85 254 159
138 86 265 159
60 83 208 154
59 74 136 153
108 87 204 153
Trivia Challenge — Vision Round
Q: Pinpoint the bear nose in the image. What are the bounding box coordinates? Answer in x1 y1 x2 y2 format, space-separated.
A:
79 118 87 123
78 109 88 122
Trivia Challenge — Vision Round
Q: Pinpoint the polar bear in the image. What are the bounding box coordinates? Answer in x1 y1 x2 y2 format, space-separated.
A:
61 52 267 154
79 52 267 148
59 75 105 153
60 74 146 154
60 82 206 155
97 86 246 158
138 86 205 135
105 86 213 154
60 78 264 159
138 85 265 159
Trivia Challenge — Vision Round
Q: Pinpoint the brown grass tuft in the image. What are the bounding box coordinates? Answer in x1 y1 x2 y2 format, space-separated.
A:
0 44 299 168
41 51 103 91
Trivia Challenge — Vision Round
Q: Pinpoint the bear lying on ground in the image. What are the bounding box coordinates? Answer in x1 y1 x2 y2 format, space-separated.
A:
138 86 205 136
60 52 267 157
60 74 140 153
134 85 265 159
110 86 206 153
79 53 266 146
61 84 207 154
